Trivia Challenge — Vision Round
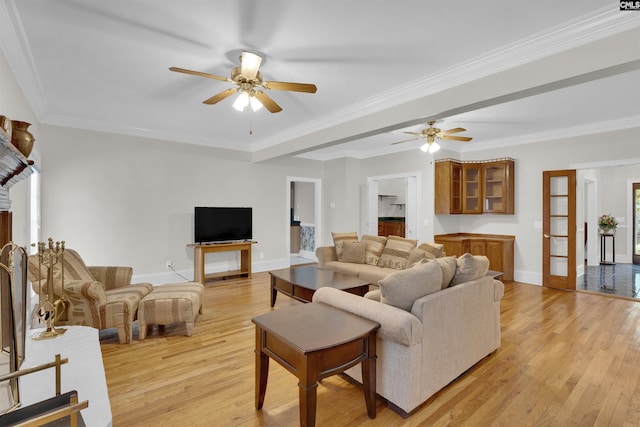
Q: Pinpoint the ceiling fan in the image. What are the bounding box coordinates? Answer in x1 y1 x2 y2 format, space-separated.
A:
169 51 317 113
392 120 472 153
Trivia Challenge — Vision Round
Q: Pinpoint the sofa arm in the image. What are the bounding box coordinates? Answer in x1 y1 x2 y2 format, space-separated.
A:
88 266 133 290
45 279 107 327
493 279 505 301
315 246 337 268
312 287 422 346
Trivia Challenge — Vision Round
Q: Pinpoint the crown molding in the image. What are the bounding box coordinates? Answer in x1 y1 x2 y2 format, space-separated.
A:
461 115 640 153
255 7 640 152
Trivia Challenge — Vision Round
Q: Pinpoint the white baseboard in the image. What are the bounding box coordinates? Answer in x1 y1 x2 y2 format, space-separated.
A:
132 258 292 285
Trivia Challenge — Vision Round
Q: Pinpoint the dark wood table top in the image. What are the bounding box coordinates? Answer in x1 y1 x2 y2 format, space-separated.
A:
269 265 369 291
252 302 380 353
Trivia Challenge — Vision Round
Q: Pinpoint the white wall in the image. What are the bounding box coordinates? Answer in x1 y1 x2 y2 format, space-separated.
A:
0 46 37 247
36 125 323 282
293 182 314 223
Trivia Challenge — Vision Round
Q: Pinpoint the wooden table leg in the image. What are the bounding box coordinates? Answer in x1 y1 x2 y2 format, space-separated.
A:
255 329 269 410
298 381 318 427
361 333 377 419
270 275 278 307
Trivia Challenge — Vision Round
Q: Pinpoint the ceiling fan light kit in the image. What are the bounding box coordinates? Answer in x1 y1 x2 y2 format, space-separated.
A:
170 50 317 115
393 120 472 153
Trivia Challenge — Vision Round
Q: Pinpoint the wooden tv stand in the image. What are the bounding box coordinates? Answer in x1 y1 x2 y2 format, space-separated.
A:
188 241 257 283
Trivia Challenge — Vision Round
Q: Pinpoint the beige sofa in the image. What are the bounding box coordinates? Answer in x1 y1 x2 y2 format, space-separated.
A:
316 235 446 286
313 274 504 416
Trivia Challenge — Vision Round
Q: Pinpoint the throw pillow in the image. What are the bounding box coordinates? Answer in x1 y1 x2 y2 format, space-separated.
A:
407 247 435 267
418 242 446 258
361 235 387 266
378 261 443 311
332 231 359 260
450 253 490 286
341 241 367 264
434 256 457 289
377 235 418 270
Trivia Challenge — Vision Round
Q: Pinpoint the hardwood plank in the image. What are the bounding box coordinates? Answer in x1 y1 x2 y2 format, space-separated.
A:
99 275 640 426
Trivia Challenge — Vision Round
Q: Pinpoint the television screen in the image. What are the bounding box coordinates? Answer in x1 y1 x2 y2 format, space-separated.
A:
194 207 252 243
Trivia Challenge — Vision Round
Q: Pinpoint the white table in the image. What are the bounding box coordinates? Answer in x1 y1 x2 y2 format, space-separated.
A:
20 325 112 426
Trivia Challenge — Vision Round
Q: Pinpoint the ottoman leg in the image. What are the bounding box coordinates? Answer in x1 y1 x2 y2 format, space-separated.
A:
139 317 148 340
185 321 194 337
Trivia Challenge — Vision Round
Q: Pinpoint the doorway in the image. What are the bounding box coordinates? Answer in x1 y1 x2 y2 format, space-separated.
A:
286 177 321 265
366 172 420 240
633 183 640 265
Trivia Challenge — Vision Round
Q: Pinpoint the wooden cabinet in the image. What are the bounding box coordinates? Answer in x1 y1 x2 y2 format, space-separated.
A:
434 233 515 281
378 220 405 237
482 159 514 214
435 158 514 215
434 160 462 214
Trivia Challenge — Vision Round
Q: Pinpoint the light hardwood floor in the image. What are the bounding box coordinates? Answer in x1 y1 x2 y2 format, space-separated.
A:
100 273 640 426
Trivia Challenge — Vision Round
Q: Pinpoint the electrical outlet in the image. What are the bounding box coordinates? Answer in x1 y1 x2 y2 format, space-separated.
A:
166 261 172 269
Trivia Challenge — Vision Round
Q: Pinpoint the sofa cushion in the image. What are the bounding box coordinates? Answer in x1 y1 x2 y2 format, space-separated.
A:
378 236 418 270
332 231 359 260
450 253 490 286
358 266 397 286
361 235 387 266
418 242 446 258
364 289 381 301
378 261 442 311
341 241 367 264
324 260 375 277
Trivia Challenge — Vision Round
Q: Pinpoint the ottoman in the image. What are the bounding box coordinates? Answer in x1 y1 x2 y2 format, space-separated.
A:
138 282 204 340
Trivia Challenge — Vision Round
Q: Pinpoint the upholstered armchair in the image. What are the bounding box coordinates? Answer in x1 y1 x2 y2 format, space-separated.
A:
27 248 153 344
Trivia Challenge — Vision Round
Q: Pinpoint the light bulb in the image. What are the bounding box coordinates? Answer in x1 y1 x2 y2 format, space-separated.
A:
420 142 430 152
232 92 249 111
250 96 263 112
428 142 441 153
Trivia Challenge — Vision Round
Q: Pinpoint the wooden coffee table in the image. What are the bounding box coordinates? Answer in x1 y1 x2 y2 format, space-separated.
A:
252 302 380 427
269 266 370 307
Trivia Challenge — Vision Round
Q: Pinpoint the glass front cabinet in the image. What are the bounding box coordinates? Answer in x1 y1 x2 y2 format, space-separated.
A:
435 158 514 215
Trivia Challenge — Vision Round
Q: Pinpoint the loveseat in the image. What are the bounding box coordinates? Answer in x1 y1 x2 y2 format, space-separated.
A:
312 262 504 416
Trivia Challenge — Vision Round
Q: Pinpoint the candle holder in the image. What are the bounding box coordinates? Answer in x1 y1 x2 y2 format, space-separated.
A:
33 238 68 340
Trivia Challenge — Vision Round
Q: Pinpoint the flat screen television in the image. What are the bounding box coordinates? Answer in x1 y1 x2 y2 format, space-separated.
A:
194 207 253 243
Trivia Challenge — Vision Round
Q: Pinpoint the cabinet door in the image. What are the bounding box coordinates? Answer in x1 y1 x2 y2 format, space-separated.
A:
485 241 504 272
462 163 482 214
469 240 486 255
483 160 514 214
434 160 462 214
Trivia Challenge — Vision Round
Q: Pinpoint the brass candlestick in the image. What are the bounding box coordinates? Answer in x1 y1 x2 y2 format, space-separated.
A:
33 238 67 340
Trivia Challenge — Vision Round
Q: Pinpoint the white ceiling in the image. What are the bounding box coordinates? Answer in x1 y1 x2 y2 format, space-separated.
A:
1 1 639 161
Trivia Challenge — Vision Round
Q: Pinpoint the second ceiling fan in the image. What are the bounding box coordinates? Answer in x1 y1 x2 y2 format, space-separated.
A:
170 51 317 113
393 120 472 153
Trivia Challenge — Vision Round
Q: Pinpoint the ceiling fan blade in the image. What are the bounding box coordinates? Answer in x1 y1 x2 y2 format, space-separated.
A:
203 88 238 105
240 51 262 79
441 127 466 134
169 67 230 82
391 137 420 145
263 81 317 93
440 135 473 142
253 91 282 113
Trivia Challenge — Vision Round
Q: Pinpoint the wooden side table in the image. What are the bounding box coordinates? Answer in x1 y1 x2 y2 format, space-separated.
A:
252 303 380 427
